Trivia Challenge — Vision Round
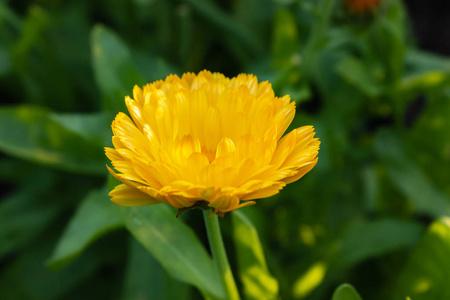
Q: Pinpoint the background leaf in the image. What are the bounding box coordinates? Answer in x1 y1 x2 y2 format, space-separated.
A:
50 112 113 146
375 131 450 217
122 239 190 300
333 219 423 271
91 25 143 111
332 284 362 300
183 0 262 57
48 186 123 268
390 218 450 300
0 237 105 300
0 171 60 256
0 106 105 174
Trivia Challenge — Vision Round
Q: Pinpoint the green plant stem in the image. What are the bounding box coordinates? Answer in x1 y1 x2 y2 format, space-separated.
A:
202 210 240 300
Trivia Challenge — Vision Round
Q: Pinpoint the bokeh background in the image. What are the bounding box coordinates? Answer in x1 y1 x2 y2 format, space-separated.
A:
1 0 450 299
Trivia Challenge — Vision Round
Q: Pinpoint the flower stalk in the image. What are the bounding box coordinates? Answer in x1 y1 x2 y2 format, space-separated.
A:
202 210 240 300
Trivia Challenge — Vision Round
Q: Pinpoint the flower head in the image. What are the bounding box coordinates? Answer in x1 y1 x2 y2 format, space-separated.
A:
106 71 320 214
345 0 380 14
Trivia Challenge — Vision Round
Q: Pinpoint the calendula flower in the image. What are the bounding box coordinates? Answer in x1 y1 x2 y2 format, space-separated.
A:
345 0 380 13
105 71 319 214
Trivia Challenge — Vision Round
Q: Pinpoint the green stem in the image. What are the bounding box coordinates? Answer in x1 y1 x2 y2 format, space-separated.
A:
202 210 240 300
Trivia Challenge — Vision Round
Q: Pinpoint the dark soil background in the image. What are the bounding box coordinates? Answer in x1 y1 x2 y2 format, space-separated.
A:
406 0 450 55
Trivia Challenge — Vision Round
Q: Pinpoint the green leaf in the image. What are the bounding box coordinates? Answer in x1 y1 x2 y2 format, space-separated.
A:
332 284 362 300
0 171 60 256
13 6 50 65
50 112 113 146
0 237 104 300
272 8 299 68
398 71 448 96
0 157 36 182
0 2 20 77
398 50 450 94
292 261 327 299
0 44 10 75
405 92 450 196
232 210 278 300
125 205 225 299
11 6 81 111
134 50 175 83
0 106 105 174
336 56 383 98
391 218 450 300
122 239 190 300
334 219 423 270
301 0 335 77
184 0 262 55
48 186 123 268
91 25 143 111
368 5 406 84
232 0 273 44
375 131 450 217
90 25 174 111
406 50 450 73
0 2 21 31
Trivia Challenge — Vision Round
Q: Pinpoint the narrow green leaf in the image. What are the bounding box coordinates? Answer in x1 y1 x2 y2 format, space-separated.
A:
184 0 262 55
0 44 10 75
122 239 190 300
0 172 59 256
233 0 273 44
0 237 104 300
397 71 448 95
48 186 123 268
301 0 335 77
405 93 450 195
375 131 450 217
11 6 80 110
232 210 278 300
336 56 383 98
406 50 450 73
391 218 450 300
292 262 327 299
0 106 105 174
399 50 450 94
368 8 406 84
0 2 22 30
332 284 362 300
126 205 225 299
334 219 423 270
272 9 299 67
91 25 142 111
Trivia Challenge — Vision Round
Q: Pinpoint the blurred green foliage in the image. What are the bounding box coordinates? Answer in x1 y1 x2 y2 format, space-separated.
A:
0 0 449 299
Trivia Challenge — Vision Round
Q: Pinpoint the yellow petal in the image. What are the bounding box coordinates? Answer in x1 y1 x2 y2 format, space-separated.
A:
109 184 159 206
215 137 236 159
240 181 286 200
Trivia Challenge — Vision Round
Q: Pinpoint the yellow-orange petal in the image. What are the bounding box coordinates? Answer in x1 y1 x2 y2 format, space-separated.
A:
109 184 160 206
240 181 286 200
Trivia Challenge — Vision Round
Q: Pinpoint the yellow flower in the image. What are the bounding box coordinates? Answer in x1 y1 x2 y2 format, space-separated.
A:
105 71 320 214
